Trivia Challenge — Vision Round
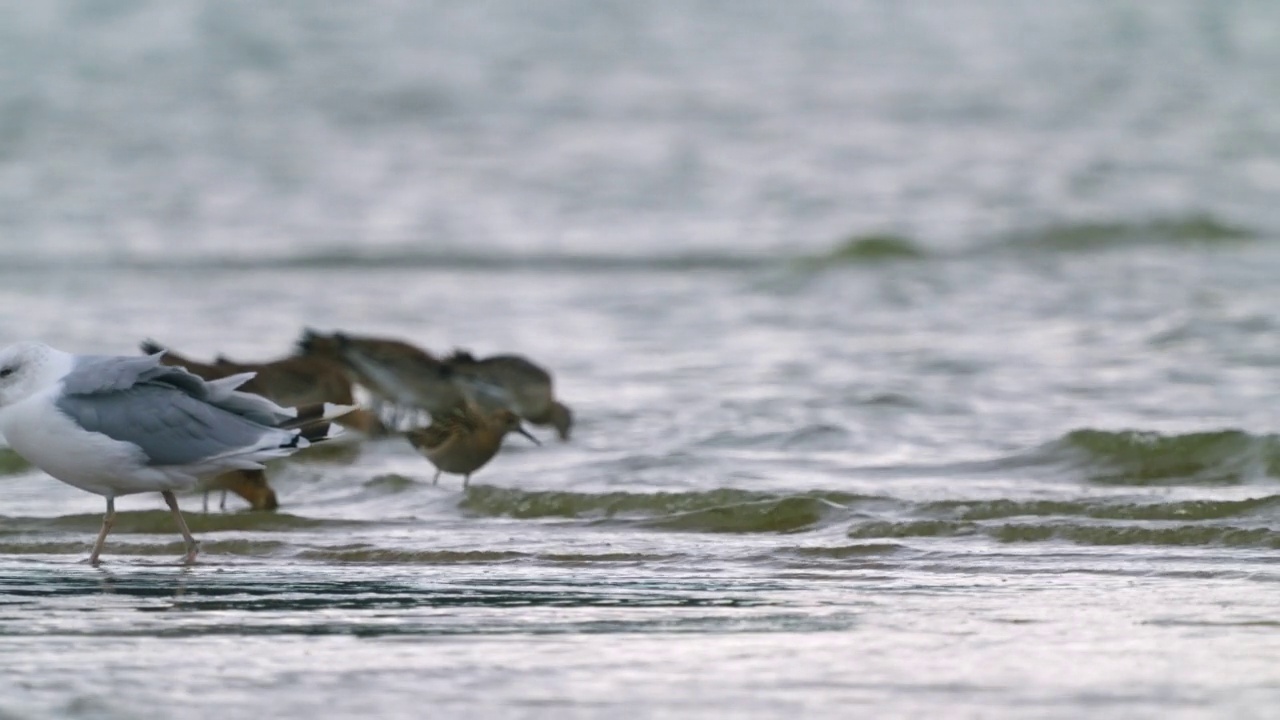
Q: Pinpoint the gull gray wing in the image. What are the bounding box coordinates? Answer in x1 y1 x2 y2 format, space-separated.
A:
62 354 293 426
62 353 189 395
55 384 283 467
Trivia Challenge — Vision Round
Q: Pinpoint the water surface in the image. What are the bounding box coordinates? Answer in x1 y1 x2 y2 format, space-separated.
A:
1 1 1279 718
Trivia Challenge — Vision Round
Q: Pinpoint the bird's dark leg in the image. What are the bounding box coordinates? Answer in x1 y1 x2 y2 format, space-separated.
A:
161 491 200 565
88 497 116 566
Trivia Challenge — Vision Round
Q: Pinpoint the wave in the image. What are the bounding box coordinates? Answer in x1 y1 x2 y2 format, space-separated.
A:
846 519 1280 548
460 486 874 533
780 543 907 560
297 547 526 563
693 423 854 451
0 538 293 558
361 473 419 494
997 213 1256 253
295 546 677 564
924 495 1280 521
0 248 774 274
6 487 1276 554
0 511 374 535
459 484 1280 548
0 541 101 556
0 212 1258 277
836 490 1280 548
1031 428 1280 485
643 496 847 533
221 215 1257 271
795 213 1259 274
798 233 930 267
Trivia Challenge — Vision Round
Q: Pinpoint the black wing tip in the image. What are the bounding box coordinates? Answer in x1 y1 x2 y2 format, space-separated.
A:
277 402 354 432
140 338 166 355
281 419 339 448
298 421 338 444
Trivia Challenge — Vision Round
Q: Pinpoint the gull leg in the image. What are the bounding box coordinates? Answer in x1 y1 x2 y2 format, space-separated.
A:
463 474 471 489
202 491 209 513
219 490 227 511
162 490 201 565
88 497 116 567
432 470 441 485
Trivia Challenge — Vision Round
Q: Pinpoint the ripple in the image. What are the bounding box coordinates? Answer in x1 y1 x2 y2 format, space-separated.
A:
995 428 1280 485
997 213 1256 253
926 496 1280 521
845 519 1280 548
0 512 380 535
459 486 871 533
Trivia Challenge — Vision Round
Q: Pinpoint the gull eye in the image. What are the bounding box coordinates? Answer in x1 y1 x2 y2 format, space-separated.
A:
0 367 13 379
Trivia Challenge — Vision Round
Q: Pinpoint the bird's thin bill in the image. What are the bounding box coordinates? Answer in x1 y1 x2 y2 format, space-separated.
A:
517 427 541 445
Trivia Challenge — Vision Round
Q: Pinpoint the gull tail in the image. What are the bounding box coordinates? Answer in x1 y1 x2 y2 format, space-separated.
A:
279 403 357 445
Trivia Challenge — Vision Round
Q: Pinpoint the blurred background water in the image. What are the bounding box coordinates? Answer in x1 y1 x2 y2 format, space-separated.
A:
1 1 1279 718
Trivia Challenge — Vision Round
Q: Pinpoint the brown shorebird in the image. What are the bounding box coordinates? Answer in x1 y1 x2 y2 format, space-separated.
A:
443 350 574 441
141 340 379 511
406 404 540 488
201 469 278 511
295 330 469 421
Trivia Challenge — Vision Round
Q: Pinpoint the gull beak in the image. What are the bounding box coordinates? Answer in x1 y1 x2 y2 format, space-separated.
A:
516 425 541 446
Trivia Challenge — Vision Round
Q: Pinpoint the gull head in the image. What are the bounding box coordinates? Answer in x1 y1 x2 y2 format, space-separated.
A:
0 342 73 409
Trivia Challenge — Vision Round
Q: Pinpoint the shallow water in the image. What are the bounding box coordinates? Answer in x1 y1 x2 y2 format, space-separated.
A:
2 1 1280 718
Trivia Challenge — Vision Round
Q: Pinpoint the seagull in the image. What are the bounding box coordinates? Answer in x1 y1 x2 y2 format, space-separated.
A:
0 341 351 566
141 338 387 511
